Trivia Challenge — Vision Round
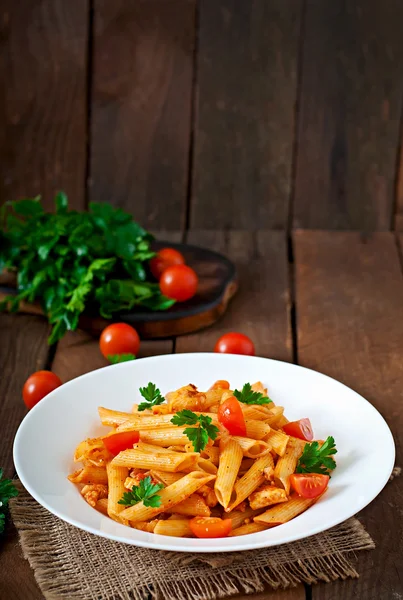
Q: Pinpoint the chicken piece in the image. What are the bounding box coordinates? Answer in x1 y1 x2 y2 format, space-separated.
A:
74 438 111 466
133 519 159 533
166 384 207 412
248 485 288 510
199 485 219 508
263 466 275 482
125 471 160 489
81 484 108 508
251 381 269 397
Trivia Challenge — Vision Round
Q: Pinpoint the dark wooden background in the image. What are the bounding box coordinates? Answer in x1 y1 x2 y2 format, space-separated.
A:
2 0 403 231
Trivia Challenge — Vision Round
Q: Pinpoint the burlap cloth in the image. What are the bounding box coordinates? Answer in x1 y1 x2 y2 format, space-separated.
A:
9 482 376 600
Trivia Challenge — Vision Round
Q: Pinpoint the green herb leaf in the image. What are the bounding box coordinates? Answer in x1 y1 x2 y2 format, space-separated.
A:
0 468 18 534
233 383 272 405
296 436 337 475
108 353 136 364
117 476 163 508
171 410 219 452
138 382 165 411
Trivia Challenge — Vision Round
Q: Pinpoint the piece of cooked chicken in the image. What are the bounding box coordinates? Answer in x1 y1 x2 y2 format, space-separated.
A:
81 484 108 507
166 384 207 412
248 485 288 510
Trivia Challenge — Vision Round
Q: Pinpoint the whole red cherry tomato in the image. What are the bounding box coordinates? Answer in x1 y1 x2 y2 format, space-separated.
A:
99 323 140 359
214 333 255 356
23 371 62 410
150 248 185 280
159 264 198 302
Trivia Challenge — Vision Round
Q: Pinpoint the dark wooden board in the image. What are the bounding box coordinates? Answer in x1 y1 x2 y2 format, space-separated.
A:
294 1 403 230
90 0 195 229
0 240 237 339
394 129 403 230
0 0 88 210
191 1 301 229
294 231 403 600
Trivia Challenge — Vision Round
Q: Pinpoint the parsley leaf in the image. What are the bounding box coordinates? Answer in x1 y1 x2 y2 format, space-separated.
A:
296 436 337 475
138 382 165 411
0 469 18 534
171 410 219 452
108 353 136 364
118 476 163 508
233 383 272 405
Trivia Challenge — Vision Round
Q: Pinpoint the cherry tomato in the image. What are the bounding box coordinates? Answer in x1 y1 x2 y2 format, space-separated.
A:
159 264 198 302
149 247 185 280
214 333 255 356
283 418 314 441
99 323 140 359
103 431 140 456
218 396 247 436
189 517 232 538
22 370 62 410
209 380 230 390
290 473 329 499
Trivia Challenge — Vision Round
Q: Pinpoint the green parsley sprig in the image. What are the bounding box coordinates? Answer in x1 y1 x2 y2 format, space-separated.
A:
296 436 337 475
118 476 163 508
0 469 19 534
138 382 165 411
108 353 136 364
170 409 219 452
233 383 272 405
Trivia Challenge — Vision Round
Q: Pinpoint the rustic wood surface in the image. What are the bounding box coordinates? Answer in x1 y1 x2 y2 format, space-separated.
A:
90 0 195 229
294 0 403 230
0 0 88 210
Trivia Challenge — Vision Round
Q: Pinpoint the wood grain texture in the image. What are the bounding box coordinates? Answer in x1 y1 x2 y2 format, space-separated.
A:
90 0 195 229
295 231 403 600
394 124 403 230
294 1 403 230
0 314 50 476
0 0 88 209
0 522 42 600
177 231 292 361
191 0 301 229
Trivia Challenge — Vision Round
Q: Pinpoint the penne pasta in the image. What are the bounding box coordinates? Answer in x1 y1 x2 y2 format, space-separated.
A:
154 519 193 537
106 462 129 525
264 429 289 456
274 438 304 494
229 522 269 536
111 449 199 472
68 465 108 485
263 406 285 428
117 412 218 433
94 497 109 516
98 407 135 427
232 436 271 458
245 420 271 440
149 470 184 486
254 495 316 525
165 493 210 517
139 427 195 447
241 405 274 421
214 439 243 509
226 453 274 512
226 505 265 529
200 445 220 465
120 472 216 522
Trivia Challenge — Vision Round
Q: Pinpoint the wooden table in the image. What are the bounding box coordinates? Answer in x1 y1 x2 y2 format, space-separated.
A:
1 230 402 600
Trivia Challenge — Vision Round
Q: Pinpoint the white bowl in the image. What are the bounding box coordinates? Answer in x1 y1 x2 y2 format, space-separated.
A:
13 353 395 552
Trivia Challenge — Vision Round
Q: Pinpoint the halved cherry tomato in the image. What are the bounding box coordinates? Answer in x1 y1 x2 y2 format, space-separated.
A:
189 517 232 538
149 248 185 280
99 323 140 359
283 418 314 441
159 264 198 302
209 380 230 390
218 396 247 436
22 370 62 410
214 333 255 356
102 431 140 456
290 473 329 499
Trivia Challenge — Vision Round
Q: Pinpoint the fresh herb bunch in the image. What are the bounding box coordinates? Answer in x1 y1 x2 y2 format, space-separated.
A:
233 383 272 405
0 469 18 534
138 382 165 411
296 436 337 475
0 193 175 344
118 476 163 508
171 409 219 452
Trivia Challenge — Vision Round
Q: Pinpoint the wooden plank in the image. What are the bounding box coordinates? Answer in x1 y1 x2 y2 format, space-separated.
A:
177 231 292 368
394 126 403 230
295 231 403 600
90 0 195 229
0 314 49 600
294 1 403 230
0 314 50 476
0 0 88 210
191 1 301 229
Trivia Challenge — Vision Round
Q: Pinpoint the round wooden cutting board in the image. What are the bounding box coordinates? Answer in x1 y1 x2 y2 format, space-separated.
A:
0 241 238 339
